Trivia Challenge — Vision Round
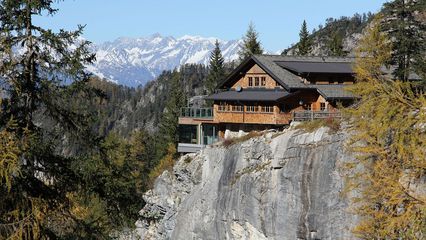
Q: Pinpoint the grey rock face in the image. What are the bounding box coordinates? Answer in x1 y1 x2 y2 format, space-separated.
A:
134 127 359 239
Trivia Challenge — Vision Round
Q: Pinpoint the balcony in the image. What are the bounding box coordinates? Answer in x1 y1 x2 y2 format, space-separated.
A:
292 110 342 121
180 107 213 119
177 143 206 153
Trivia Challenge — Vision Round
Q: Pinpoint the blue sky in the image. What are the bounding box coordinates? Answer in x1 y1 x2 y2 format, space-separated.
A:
35 0 387 52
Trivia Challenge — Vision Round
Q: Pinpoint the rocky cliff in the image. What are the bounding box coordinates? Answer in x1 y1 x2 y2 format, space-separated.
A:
131 126 359 239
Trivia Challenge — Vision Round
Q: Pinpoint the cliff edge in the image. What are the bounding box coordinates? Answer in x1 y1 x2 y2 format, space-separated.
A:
133 126 359 239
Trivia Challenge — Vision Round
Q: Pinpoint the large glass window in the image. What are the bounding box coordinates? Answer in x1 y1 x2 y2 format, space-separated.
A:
254 77 260 86
320 102 326 111
179 125 198 144
202 124 218 145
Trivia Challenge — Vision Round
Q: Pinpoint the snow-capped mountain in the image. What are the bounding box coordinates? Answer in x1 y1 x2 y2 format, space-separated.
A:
87 34 241 87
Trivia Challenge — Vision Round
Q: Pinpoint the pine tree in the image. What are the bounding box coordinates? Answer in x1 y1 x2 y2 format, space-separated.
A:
0 1 121 238
297 20 312 56
382 0 426 81
326 31 347 56
156 71 186 158
238 22 263 61
206 40 225 95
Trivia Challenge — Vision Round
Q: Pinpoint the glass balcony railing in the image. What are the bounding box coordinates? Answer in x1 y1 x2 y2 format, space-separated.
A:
180 107 213 119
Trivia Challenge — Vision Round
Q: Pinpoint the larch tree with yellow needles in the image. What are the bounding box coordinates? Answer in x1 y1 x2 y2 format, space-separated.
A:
345 16 426 239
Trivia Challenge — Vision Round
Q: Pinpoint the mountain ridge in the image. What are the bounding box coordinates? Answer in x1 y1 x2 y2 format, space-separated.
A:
88 34 242 87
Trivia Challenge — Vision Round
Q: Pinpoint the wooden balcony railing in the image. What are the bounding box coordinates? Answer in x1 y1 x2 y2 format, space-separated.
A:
292 110 342 121
180 107 213 119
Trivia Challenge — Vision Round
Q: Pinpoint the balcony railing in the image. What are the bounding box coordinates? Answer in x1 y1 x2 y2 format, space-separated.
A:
293 110 342 121
180 107 213 119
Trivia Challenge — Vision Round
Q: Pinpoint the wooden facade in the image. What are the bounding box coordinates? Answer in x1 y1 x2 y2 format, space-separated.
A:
210 62 344 126
230 64 283 90
211 90 339 126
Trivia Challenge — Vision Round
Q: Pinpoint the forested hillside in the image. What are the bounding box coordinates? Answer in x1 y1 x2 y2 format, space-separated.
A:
283 12 375 56
88 62 235 138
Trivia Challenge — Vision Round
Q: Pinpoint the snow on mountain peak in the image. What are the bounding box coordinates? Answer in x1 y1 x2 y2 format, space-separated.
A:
89 34 241 87
178 35 217 43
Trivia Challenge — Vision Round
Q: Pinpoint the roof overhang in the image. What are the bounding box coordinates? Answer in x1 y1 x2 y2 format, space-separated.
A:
206 89 291 102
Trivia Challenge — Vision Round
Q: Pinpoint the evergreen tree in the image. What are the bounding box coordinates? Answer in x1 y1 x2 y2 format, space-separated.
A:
382 0 426 81
156 71 186 158
0 1 145 238
326 31 347 56
206 40 225 95
238 22 263 61
297 20 312 56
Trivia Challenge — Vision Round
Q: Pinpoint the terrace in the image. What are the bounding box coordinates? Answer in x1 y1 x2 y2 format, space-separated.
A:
180 107 213 119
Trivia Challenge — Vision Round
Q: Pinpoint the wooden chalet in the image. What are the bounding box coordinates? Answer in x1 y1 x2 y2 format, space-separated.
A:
178 55 356 153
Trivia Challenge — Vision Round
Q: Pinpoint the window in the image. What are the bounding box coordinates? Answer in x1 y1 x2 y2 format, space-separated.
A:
179 125 198 144
261 105 274 113
246 105 258 112
248 77 253 87
232 105 243 112
218 102 226 111
279 104 287 113
320 102 326 111
254 77 260 86
306 104 312 111
261 77 266 86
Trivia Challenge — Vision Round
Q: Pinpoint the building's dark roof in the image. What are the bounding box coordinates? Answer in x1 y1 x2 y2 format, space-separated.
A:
310 84 356 100
276 61 354 74
251 55 306 89
212 54 424 103
206 89 291 102
217 55 356 91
